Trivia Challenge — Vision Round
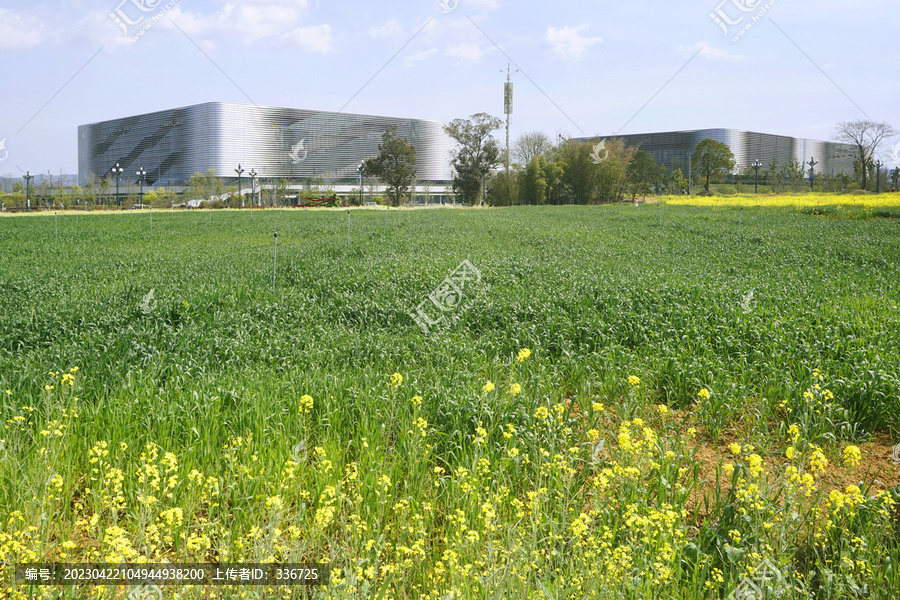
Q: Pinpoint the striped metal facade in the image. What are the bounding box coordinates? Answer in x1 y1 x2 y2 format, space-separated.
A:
78 102 455 187
580 129 857 175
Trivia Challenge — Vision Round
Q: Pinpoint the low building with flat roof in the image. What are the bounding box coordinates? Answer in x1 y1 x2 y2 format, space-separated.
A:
578 128 856 176
78 102 455 190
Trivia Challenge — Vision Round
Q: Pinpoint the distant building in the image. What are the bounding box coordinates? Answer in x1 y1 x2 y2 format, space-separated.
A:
78 102 455 192
578 128 857 175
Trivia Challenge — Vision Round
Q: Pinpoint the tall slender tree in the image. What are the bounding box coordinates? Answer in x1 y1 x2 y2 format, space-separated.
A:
444 114 502 205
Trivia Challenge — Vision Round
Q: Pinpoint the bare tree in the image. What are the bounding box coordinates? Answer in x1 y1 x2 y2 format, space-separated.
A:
833 120 897 189
512 131 551 166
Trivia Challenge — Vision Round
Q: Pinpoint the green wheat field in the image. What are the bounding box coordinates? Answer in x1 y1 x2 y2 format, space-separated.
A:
1 204 899 599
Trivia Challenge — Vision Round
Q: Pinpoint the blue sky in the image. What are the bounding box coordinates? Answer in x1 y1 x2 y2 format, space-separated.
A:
0 0 897 176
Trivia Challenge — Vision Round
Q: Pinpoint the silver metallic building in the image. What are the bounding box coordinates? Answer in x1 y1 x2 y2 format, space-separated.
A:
581 128 857 175
78 102 455 187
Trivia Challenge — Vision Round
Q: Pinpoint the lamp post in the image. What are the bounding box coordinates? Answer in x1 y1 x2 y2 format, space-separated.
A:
136 167 147 208
357 162 364 207
752 159 762 194
249 167 257 214
111 162 124 209
807 156 818 193
874 159 883 194
23 170 34 210
235 164 244 208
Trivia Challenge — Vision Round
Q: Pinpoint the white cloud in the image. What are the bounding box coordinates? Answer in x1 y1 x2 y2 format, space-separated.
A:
159 0 311 45
370 19 404 38
463 0 501 10
681 41 744 60
281 24 334 54
0 8 44 52
545 24 601 62
446 41 490 65
404 47 439 67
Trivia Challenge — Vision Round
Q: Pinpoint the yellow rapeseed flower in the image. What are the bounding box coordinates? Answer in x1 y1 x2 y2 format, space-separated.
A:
389 373 403 388
808 446 828 474
298 394 314 414
842 445 861 467
509 383 522 396
729 443 742 456
698 388 710 400
410 395 423 406
482 381 495 394
628 375 640 386
656 404 668 416
516 348 532 363
785 447 795 460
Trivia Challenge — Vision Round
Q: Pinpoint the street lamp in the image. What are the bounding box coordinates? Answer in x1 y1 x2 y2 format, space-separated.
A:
23 170 34 210
807 156 818 193
874 159 883 194
357 162 364 207
111 162 124 209
235 164 244 208
249 167 257 213
136 167 147 208
751 159 762 194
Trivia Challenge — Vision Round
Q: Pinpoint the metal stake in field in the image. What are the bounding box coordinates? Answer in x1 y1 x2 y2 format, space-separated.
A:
55 212 58 241
347 209 351 244
738 207 743 238
384 206 388 235
149 205 152 231
273 232 278 292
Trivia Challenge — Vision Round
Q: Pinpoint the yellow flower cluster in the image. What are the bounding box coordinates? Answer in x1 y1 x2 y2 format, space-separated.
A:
298 394 314 414
841 445 861 467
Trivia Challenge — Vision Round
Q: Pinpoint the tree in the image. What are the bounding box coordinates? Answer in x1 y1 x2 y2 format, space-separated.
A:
626 150 659 200
444 113 502 205
521 156 548 205
185 169 222 204
691 139 735 192
362 126 417 207
833 120 897 190
555 139 597 204
512 131 551 166
486 170 518 206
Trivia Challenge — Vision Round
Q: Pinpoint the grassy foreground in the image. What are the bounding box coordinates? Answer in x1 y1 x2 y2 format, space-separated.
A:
1 205 899 599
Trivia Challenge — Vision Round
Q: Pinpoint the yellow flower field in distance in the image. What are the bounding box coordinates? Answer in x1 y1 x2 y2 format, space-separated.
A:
661 192 900 209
